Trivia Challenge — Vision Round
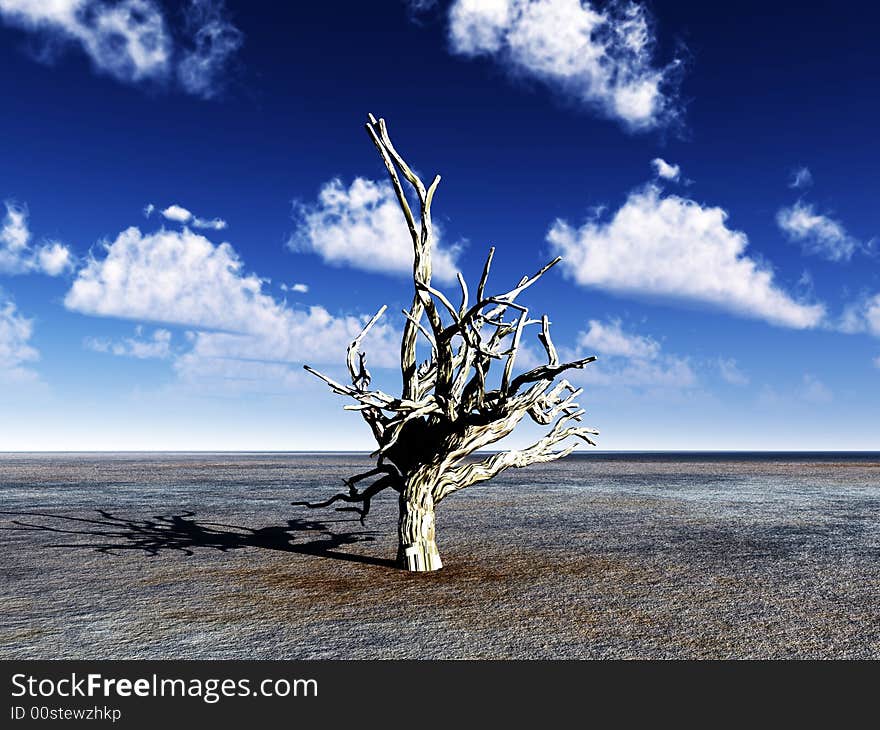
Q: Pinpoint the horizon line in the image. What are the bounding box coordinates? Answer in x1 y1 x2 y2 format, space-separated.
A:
2 449 879 455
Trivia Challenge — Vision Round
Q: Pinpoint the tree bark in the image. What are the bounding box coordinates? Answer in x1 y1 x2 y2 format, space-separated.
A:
396 477 442 572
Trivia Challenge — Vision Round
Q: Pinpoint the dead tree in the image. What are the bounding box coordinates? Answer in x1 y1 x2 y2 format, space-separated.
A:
299 114 598 572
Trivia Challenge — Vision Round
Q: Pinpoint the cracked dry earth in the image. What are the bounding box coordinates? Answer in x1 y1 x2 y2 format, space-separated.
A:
1 453 879 659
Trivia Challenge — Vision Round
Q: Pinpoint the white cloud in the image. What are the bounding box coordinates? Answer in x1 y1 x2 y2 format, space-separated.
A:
0 0 241 98
573 350 696 390
0 202 73 276
578 318 659 359
291 177 461 283
85 327 172 359
717 357 749 386
36 241 74 276
839 294 880 337
158 203 226 230
184 304 398 368
572 318 695 389
161 204 192 223
0 0 171 82
65 227 252 329
64 226 399 380
0 201 29 252
578 355 695 389
177 0 244 100
446 0 681 130
192 216 227 231
651 157 680 182
776 201 859 262
143 203 155 218
281 282 309 294
789 167 813 189
799 373 832 404
548 185 826 329
0 295 39 383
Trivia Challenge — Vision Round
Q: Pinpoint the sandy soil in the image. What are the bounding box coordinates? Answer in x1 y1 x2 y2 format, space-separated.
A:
1 453 879 659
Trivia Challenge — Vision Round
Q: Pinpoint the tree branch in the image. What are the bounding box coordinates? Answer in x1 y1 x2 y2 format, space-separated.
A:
292 465 401 525
302 114 600 534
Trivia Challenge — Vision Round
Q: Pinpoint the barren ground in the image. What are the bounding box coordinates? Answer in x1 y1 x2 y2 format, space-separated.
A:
1 453 878 659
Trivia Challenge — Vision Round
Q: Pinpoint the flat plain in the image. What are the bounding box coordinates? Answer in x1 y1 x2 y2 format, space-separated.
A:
1 452 878 659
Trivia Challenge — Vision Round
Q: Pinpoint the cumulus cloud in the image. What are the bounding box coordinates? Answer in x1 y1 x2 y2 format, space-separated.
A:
161 204 192 223
35 241 74 276
0 295 39 383
651 157 680 182
157 203 227 230
776 201 859 262
85 326 172 359
65 227 336 351
548 185 825 329
717 357 749 386
291 177 461 283
65 226 255 329
573 318 695 389
0 0 242 98
789 166 813 189
0 202 73 276
64 226 399 389
446 0 681 130
281 282 309 294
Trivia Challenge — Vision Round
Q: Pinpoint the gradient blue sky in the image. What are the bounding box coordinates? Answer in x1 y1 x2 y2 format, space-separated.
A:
0 0 878 450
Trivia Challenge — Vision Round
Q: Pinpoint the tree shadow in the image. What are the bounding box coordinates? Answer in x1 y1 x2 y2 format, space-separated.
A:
0 509 397 569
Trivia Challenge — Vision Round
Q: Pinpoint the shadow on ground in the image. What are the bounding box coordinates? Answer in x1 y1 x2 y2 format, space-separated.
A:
0 509 397 569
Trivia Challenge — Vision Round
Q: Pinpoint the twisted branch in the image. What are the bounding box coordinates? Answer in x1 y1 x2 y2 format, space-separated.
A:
302 113 598 519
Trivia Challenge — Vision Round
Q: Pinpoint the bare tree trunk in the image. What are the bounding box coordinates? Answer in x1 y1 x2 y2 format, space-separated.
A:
396 475 442 572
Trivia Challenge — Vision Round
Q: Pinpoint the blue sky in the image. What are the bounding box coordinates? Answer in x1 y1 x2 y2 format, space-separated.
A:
0 0 878 450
